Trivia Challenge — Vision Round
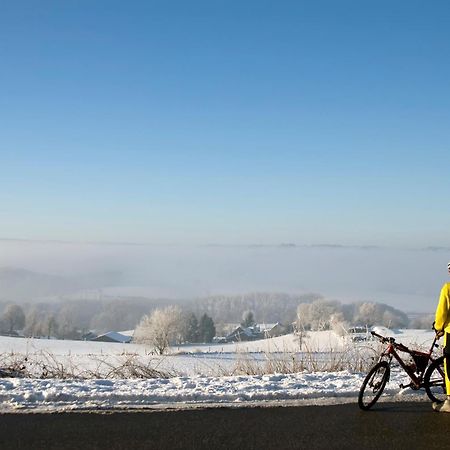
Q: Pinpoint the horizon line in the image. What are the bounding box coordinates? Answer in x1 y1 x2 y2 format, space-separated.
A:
0 237 448 252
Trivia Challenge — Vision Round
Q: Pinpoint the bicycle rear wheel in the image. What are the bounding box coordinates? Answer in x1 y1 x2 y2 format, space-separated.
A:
358 361 390 410
424 356 446 403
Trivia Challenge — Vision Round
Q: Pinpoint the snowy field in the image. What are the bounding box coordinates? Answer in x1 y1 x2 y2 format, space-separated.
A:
0 328 440 412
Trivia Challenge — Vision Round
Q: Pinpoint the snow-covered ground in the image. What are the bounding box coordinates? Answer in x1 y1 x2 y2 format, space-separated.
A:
0 328 440 412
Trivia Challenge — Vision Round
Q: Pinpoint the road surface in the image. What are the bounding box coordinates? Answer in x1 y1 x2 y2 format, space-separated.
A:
0 401 446 449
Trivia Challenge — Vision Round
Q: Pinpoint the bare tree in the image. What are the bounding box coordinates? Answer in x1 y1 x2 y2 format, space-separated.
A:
296 298 409 332
2 304 25 334
23 308 43 337
356 302 379 326
296 303 311 331
410 314 434 329
134 306 184 354
297 299 339 331
45 315 57 339
56 305 80 340
330 312 348 337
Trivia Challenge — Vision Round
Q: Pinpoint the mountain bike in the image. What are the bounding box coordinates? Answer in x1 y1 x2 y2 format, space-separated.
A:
358 330 446 410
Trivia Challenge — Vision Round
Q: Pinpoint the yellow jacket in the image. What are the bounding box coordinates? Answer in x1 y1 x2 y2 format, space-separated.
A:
435 283 450 333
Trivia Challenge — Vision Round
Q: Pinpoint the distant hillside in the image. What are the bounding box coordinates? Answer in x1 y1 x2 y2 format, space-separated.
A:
0 267 123 302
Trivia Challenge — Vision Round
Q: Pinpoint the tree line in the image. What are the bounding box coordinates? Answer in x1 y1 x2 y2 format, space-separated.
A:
295 298 410 333
0 293 430 344
0 298 168 339
0 293 315 339
186 292 322 325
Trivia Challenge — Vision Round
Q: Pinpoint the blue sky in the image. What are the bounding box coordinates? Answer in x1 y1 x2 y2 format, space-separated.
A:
1 1 450 246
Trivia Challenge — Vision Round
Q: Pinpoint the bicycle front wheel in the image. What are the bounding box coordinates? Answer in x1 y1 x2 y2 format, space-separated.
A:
358 361 390 410
424 356 446 403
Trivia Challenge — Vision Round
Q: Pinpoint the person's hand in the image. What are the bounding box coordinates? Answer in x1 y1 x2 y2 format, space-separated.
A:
436 329 445 339
432 321 444 338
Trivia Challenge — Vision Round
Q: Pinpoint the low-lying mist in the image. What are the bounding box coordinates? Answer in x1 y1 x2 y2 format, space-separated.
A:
0 240 447 313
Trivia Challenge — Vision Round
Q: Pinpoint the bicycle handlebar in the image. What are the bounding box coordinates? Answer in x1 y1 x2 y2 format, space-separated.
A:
370 331 392 342
370 331 409 352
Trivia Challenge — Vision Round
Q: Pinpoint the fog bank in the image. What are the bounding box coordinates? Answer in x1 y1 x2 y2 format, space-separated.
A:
0 240 447 313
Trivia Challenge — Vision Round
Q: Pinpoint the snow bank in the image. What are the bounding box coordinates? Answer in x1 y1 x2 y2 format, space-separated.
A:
0 368 426 412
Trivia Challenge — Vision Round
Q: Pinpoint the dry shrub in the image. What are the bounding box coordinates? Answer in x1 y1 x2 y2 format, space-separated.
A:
0 339 379 380
0 350 175 380
222 340 378 376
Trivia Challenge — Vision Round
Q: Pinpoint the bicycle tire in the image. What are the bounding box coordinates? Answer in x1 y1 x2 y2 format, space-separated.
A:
358 361 390 410
424 356 446 403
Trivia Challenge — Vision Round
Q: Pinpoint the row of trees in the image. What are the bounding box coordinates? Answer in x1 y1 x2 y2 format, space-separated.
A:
296 299 410 333
1 294 427 353
0 301 218 349
0 303 80 339
184 312 216 343
0 297 168 339
0 293 316 337
188 292 321 325
0 292 311 340
135 299 413 355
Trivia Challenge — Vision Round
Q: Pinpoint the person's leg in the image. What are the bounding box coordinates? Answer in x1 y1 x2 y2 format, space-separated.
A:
446 332 450 395
433 332 450 411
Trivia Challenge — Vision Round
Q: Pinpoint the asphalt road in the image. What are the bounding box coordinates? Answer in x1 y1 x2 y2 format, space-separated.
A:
0 401 447 450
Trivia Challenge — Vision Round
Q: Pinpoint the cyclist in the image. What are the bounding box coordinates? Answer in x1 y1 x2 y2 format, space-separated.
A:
433 262 450 412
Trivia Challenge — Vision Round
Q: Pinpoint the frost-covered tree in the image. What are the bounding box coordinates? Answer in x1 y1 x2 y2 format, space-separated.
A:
45 315 57 339
1 304 25 334
356 302 379 326
56 305 80 340
330 312 348 337
354 302 408 328
24 312 54 338
381 309 409 328
296 300 340 331
410 314 434 329
134 306 184 354
296 303 312 331
23 308 44 337
296 299 408 331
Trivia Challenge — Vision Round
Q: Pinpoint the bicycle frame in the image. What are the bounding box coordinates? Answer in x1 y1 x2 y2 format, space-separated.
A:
372 331 440 390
